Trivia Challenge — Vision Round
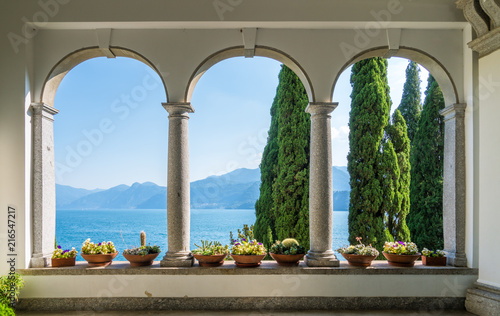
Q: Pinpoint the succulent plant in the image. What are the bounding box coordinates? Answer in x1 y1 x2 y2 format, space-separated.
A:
270 239 305 255
192 240 229 256
282 238 299 248
140 231 146 247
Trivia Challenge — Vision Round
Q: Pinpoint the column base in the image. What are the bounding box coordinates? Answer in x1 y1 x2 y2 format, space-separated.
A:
160 252 194 267
305 250 339 267
466 282 500 315
30 254 51 268
445 251 467 267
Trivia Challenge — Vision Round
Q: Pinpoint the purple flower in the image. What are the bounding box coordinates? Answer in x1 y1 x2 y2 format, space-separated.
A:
57 245 61 249
393 245 397 248
258 243 262 245
234 242 241 246
98 243 101 246
62 250 68 254
242 238 246 242
398 241 405 245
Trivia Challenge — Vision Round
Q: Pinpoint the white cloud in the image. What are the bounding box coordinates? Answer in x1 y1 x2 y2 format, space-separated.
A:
332 125 349 140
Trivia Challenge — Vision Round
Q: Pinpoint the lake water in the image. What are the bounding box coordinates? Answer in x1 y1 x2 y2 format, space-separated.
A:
56 209 349 261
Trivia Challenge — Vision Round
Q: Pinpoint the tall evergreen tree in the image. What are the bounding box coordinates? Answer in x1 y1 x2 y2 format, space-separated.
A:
254 72 281 247
254 65 310 249
407 75 445 250
398 61 422 142
273 65 310 247
384 109 411 242
347 57 391 253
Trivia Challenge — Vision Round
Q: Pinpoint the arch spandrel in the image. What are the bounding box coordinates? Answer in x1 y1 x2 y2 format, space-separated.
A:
40 47 168 108
185 46 315 103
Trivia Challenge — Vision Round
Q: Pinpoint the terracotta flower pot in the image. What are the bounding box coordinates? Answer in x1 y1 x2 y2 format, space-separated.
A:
81 252 118 267
230 254 266 267
123 253 160 267
422 255 447 266
269 253 305 267
193 253 228 267
341 253 377 267
383 252 421 267
51 257 76 267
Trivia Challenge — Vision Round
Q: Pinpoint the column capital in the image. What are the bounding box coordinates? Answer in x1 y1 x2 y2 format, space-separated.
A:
440 103 467 122
30 102 59 120
305 102 338 116
162 102 194 117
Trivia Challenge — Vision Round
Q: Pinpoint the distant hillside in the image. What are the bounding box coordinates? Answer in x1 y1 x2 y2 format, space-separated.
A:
57 167 350 210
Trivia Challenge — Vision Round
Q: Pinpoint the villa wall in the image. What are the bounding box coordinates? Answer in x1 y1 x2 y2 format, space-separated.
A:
477 49 500 289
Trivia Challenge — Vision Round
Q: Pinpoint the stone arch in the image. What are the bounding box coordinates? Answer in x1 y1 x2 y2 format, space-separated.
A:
40 46 168 107
331 46 459 106
185 46 315 103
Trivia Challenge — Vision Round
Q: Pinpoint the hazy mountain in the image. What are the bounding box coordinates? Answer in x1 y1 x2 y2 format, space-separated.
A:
55 184 103 208
57 167 350 210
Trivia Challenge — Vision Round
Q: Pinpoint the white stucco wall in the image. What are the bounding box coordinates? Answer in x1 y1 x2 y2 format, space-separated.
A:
477 49 500 288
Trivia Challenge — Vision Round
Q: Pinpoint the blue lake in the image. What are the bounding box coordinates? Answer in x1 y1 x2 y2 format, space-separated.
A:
56 209 349 261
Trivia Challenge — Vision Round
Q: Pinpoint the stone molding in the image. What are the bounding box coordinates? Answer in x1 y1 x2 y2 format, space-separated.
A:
457 0 490 37
162 102 194 118
466 282 500 315
305 102 338 116
457 0 500 57
480 0 500 29
468 26 500 57
440 103 467 122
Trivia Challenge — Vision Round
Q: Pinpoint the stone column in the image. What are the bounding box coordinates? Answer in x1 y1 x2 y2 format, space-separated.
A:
440 103 467 267
161 102 194 267
305 102 339 267
30 103 59 268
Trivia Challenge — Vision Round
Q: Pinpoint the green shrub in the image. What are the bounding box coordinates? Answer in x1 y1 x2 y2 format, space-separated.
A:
0 273 24 307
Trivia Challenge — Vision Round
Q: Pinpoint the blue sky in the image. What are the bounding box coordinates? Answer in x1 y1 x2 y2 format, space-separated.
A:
54 56 428 190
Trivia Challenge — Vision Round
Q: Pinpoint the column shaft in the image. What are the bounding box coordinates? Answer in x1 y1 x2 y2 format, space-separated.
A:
305 102 339 267
161 102 194 267
30 103 58 268
440 103 467 267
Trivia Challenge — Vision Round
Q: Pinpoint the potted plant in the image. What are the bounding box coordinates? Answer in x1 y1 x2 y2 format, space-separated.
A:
192 240 230 267
269 238 306 266
421 248 447 266
382 241 421 267
337 237 379 267
80 238 118 267
123 231 161 267
230 224 267 267
51 245 78 267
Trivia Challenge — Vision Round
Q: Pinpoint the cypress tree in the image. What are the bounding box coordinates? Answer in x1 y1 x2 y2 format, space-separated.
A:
347 57 391 253
273 65 310 247
254 73 281 245
384 109 411 242
407 75 445 250
398 61 422 142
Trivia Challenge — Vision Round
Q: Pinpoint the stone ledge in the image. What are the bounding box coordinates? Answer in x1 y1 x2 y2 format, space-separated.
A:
19 260 478 276
16 296 467 312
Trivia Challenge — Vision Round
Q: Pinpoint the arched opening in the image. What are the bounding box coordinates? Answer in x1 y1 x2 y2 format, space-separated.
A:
331 56 431 258
188 56 282 250
31 48 168 266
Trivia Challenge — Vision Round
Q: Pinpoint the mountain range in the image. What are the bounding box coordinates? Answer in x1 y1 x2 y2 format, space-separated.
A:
57 167 350 211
